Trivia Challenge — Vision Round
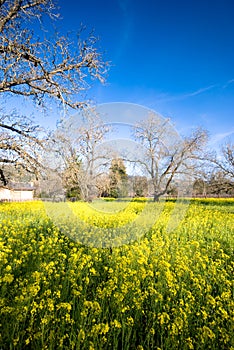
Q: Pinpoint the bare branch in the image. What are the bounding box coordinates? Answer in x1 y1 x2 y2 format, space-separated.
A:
207 143 234 179
48 108 111 201
0 1 108 109
0 0 108 184
132 114 208 200
0 112 46 184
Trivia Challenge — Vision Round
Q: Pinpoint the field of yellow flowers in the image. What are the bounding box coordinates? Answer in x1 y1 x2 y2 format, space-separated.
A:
0 198 233 349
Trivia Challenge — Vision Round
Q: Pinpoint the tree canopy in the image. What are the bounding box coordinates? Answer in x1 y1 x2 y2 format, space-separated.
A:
0 0 108 185
132 113 208 201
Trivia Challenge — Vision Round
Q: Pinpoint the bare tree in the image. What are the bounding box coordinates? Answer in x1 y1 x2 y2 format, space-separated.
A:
209 143 234 179
0 0 108 108
96 173 111 197
53 109 111 201
0 0 108 184
132 113 208 201
0 111 46 185
200 142 234 197
131 175 148 197
207 171 234 197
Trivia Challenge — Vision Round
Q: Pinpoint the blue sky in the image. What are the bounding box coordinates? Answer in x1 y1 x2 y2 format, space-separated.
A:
56 0 234 145
4 0 233 147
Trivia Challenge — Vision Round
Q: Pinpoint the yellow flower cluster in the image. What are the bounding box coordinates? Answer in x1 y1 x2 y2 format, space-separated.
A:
0 198 233 349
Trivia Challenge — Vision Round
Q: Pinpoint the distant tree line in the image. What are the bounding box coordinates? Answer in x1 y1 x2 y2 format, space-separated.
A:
35 112 233 202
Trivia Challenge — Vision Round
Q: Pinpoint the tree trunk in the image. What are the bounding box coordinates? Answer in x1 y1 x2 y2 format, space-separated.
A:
153 193 160 202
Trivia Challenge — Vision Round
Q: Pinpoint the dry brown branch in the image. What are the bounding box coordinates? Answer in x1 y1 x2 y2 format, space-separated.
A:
132 113 208 200
0 0 108 183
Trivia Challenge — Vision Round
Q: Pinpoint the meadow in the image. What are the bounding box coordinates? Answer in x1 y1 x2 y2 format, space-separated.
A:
0 198 233 349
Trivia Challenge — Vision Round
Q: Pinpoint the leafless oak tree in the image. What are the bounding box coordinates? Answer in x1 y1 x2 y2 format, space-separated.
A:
210 143 234 179
0 0 108 185
0 111 46 184
132 113 208 201
0 0 108 108
52 109 111 201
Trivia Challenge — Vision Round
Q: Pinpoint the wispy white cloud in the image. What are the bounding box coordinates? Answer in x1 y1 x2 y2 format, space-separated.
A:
115 0 133 60
209 130 234 146
183 84 217 98
222 79 234 89
156 78 234 103
155 84 217 103
118 0 129 17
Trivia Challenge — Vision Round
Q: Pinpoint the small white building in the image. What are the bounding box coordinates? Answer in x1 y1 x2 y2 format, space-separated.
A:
0 182 35 201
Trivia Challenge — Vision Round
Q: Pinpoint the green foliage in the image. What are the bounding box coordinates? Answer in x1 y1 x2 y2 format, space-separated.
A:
63 158 82 200
109 158 128 198
66 187 81 200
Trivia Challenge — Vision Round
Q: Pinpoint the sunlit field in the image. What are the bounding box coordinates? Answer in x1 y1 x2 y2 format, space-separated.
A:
0 198 233 349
